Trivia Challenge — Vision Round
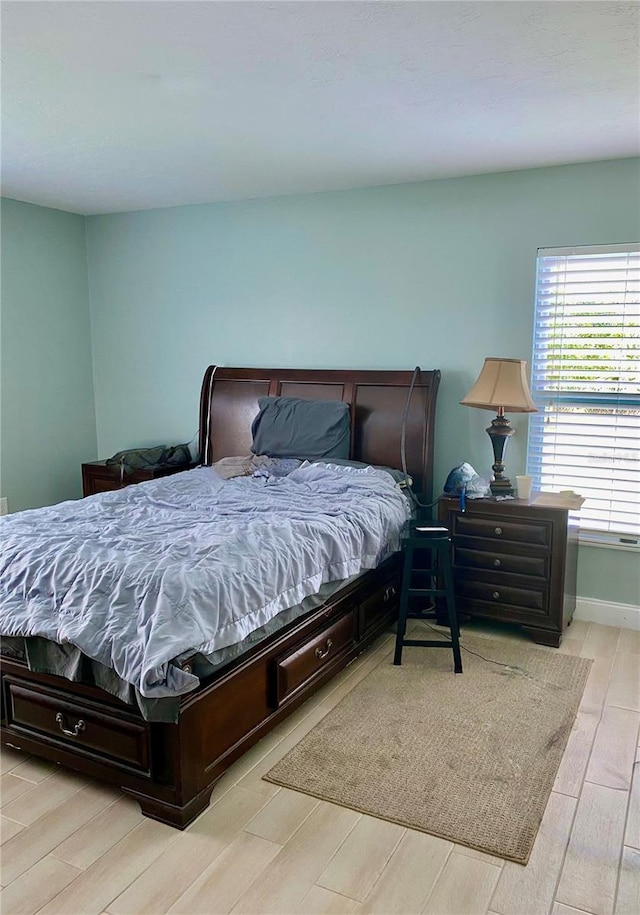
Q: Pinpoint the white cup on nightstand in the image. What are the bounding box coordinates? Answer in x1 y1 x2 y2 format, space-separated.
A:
516 475 533 500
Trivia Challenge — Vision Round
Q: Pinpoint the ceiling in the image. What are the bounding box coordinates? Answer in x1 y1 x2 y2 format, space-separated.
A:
2 1 638 215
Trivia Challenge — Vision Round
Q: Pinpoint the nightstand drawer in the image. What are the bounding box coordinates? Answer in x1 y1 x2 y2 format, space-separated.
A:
81 466 126 495
453 514 550 547
455 577 548 614
454 546 548 579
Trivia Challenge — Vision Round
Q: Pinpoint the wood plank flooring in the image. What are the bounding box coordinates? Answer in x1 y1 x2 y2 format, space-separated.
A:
1 619 639 915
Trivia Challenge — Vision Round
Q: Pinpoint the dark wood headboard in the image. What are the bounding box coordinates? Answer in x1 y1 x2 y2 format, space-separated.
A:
198 367 441 500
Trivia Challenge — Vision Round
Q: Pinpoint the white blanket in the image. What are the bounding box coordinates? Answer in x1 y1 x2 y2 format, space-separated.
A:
0 463 409 699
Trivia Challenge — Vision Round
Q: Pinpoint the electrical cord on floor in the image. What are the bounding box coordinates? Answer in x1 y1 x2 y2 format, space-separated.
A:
408 611 598 718
415 617 528 673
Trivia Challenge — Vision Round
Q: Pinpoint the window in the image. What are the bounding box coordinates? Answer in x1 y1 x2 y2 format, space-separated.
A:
527 243 640 548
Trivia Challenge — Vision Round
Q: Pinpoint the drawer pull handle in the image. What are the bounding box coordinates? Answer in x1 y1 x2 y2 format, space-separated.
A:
492 591 500 600
495 527 503 536
55 712 86 738
493 558 501 568
315 638 333 660
384 586 397 603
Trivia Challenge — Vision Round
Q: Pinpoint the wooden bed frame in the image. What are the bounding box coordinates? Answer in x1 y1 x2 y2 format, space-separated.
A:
1 366 440 828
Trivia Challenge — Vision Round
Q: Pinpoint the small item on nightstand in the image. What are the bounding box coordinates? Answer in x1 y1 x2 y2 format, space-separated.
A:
106 443 191 476
443 463 490 500
533 491 585 509
516 474 534 500
82 448 195 497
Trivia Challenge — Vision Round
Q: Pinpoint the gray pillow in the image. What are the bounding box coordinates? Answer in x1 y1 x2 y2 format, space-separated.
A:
251 397 351 460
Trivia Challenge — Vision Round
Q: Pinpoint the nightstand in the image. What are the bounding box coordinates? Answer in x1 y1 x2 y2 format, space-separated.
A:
81 460 195 497
438 497 579 647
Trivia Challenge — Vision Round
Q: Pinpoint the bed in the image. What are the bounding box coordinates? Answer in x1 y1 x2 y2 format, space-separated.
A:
0 365 440 828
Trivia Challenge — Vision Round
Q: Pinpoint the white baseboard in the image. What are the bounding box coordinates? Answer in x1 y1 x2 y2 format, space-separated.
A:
575 597 640 631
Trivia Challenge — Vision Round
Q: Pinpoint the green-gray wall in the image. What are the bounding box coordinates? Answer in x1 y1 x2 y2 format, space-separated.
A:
0 198 97 511
2 159 638 605
84 158 640 607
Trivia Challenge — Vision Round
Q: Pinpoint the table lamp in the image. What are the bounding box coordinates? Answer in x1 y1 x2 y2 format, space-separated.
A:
460 357 537 496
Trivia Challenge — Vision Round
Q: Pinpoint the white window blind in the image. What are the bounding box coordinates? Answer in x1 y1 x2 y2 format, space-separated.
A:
527 243 640 543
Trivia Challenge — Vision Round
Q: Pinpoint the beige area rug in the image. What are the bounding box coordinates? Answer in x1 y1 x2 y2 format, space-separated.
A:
264 635 592 864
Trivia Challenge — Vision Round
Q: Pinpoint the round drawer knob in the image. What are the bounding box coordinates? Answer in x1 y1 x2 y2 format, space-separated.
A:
493 558 501 568
492 591 500 599
495 527 503 535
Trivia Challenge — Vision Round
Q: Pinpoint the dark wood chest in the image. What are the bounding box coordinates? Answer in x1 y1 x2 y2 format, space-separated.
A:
81 460 195 497
438 497 578 647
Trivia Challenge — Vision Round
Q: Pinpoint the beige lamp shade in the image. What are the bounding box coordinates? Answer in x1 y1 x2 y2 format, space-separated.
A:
461 357 537 413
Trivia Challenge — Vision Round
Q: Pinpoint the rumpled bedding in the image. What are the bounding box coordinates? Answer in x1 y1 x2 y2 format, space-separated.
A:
0 575 354 722
209 453 302 480
0 460 410 707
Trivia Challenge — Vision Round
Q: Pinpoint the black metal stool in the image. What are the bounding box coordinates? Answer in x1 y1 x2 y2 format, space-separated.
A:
393 523 463 673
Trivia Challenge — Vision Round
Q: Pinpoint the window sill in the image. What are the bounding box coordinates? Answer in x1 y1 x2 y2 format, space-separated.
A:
579 531 640 552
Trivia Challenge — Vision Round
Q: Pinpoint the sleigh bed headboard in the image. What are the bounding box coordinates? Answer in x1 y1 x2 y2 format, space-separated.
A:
198 366 441 500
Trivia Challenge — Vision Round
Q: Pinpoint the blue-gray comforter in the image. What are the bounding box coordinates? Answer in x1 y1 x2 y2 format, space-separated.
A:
0 462 409 699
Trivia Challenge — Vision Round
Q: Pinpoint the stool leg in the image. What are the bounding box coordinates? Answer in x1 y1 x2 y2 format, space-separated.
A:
394 545 413 666
441 545 463 673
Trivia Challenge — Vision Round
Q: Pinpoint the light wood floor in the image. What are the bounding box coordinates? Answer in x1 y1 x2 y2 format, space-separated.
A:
1 618 639 915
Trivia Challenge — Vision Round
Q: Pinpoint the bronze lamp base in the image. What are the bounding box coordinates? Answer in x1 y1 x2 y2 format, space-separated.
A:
487 413 515 496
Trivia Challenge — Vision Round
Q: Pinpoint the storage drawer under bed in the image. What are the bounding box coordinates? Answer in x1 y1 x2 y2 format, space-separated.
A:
4 677 151 773
358 573 399 639
275 613 355 705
